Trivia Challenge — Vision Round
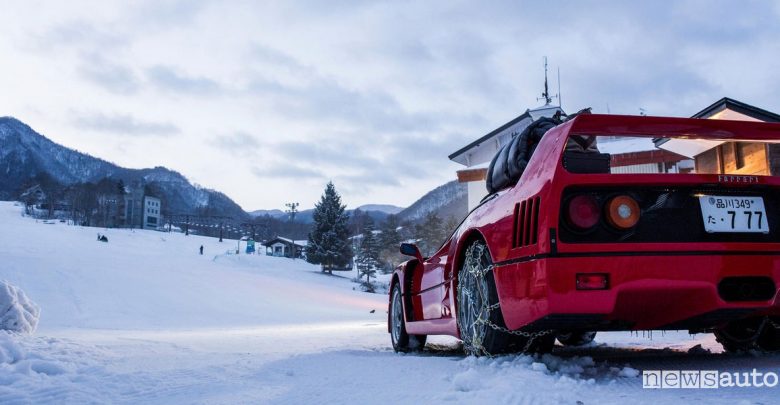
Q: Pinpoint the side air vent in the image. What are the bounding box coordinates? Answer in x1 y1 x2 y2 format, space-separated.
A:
513 196 540 248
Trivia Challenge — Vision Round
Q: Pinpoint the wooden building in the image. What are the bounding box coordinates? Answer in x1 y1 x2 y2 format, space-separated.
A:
658 97 780 176
265 237 307 259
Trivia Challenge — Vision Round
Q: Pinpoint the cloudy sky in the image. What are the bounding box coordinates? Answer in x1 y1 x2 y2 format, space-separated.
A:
1 1 779 211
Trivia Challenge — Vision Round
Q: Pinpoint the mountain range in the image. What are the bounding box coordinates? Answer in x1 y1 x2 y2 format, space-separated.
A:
0 117 247 219
0 116 467 225
250 204 406 224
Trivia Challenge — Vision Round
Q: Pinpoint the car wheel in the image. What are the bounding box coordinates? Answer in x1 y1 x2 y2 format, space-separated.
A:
756 317 780 352
715 316 780 353
389 281 426 352
557 331 597 347
457 240 552 356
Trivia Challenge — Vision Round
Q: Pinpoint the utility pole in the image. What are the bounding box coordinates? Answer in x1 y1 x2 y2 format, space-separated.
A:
285 202 299 223
285 202 300 259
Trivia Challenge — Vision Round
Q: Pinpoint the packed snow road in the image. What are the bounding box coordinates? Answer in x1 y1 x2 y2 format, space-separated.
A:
1 202 779 404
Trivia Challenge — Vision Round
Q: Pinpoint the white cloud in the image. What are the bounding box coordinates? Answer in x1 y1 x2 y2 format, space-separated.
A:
74 112 180 136
0 0 778 211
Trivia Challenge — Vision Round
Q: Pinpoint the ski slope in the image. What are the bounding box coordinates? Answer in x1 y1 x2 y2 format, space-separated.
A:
1 201 779 404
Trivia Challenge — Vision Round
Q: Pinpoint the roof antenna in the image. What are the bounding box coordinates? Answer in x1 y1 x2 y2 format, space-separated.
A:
537 56 559 106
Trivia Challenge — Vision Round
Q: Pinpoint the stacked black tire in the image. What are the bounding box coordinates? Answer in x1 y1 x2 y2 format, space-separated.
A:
486 117 561 195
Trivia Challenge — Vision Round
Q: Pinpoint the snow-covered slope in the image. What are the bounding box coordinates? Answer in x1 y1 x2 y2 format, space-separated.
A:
0 202 377 331
398 180 467 222
0 201 778 404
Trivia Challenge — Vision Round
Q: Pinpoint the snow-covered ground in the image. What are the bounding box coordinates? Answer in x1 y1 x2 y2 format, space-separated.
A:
1 201 779 404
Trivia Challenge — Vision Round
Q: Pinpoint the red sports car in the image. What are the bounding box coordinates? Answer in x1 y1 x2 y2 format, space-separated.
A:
388 114 780 355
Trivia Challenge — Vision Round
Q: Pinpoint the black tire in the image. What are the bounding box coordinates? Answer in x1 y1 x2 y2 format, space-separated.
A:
486 117 560 194
457 240 552 356
389 281 426 352
756 317 780 351
716 316 780 353
557 331 597 347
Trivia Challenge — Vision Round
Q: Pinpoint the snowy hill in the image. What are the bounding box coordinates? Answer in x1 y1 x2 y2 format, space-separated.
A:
0 117 119 195
250 205 405 224
0 117 247 219
249 208 286 218
355 204 404 215
0 200 776 404
398 180 467 223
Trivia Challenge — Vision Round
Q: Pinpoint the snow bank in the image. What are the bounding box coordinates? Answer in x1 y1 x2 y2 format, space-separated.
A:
0 280 40 334
0 332 69 385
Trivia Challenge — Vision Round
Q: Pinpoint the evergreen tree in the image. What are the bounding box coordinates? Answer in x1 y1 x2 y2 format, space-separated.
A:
356 218 381 286
444 215 460 239
379 214 401 251
306 182 352 273
378 214 402 272
416 211 444 256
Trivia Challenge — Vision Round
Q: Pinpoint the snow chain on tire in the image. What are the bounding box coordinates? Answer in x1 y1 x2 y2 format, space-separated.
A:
458 242 552 356
719 317 780 347
719 317 768 344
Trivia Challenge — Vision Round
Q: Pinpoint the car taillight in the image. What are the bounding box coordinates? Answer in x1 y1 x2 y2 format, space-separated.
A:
566 194 600 230
605 195 640 230
576 273 609 290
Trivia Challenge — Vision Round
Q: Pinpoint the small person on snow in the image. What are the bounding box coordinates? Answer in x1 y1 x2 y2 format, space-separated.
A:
199 245 203 255
97 233 108 243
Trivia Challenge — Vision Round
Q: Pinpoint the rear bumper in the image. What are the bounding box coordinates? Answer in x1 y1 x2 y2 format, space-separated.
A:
494 253 780 331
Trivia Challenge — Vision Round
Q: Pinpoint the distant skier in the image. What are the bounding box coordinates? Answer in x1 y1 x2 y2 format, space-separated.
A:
199 245 203 255
97 233 108 243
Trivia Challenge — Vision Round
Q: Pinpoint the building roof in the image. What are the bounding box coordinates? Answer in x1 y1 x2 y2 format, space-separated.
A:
266 236 307 246
448 105 564 166
692 97 780 122
654 97 780 157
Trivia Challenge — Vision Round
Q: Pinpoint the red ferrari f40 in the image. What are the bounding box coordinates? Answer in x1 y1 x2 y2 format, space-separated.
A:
389 114 780 355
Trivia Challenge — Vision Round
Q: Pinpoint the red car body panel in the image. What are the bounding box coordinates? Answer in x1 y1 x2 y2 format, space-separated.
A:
390 114 780 338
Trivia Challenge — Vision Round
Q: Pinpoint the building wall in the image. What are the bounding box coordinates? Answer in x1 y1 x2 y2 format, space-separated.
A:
770 144 780 176
611 163 662 174
695 143 770 176
467 180 487 211
694 107 773 176
269 242 287 257
123 188 145 228
143 196 161 230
